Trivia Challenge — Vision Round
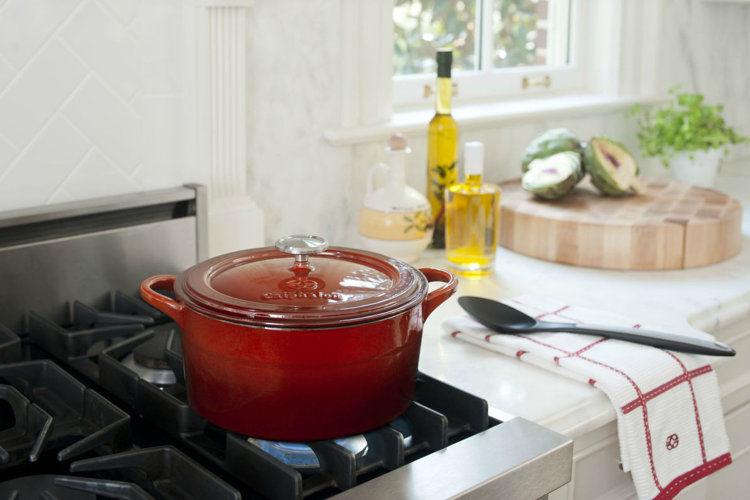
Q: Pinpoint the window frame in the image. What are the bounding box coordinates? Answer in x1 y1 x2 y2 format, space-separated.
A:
393 0 584 109
331 0 663 143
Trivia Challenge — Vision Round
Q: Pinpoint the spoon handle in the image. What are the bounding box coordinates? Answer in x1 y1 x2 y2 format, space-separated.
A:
552 323 735 356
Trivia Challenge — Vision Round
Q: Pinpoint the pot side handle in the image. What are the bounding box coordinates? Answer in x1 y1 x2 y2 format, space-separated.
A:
140 275 185 326
419 268 458 320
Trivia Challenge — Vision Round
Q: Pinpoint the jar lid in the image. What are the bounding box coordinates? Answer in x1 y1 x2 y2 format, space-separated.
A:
175 235 428 328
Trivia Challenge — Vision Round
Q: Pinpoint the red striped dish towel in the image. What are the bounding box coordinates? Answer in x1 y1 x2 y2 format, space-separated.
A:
443 295 732 500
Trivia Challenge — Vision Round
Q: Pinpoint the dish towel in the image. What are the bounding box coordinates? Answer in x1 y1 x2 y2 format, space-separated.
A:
444 295 732 500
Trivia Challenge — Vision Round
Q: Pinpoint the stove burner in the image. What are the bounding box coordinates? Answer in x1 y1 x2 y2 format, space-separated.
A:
121 354 177 386
247 435 369 471
120 327 177 385
389 416 414 448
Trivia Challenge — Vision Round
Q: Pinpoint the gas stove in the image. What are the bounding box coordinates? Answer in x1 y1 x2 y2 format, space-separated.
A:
0 186 571 499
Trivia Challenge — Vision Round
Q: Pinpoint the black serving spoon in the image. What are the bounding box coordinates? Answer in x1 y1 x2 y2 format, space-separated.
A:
458 296 735 357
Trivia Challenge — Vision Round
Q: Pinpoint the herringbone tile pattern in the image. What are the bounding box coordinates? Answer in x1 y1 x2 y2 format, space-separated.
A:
0 0 187 210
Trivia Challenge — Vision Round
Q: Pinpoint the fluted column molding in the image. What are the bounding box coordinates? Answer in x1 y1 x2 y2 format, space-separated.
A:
192 0 264 255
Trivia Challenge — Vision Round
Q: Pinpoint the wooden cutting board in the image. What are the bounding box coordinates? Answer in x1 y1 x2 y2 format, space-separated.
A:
498 177 742 270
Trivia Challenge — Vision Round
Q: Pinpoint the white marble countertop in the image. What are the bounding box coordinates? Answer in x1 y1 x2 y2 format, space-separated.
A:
415 176 750 439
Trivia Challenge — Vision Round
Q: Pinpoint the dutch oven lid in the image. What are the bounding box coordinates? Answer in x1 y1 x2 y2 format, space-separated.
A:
176 235 428 328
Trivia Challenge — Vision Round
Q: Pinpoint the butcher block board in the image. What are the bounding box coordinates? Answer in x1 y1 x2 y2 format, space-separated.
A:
499 177 743 270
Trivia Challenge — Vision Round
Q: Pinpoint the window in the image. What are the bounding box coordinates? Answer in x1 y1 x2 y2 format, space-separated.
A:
392 0 583 108
329 0 658 144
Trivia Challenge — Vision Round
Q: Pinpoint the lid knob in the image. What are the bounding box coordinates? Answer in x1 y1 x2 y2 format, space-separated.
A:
275 235 329 264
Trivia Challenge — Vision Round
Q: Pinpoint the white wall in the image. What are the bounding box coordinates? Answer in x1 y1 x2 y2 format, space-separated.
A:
655 0 750 197
245 0 352 245
0 0 192 211
657 0 750 137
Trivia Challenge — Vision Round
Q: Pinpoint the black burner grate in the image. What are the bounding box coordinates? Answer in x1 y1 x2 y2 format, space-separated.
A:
26 292 166 381
0 383 51 465
0 324 21 363
0 475 152 500
7 291 501 499
0 444 242 500
69 446 241 499
0 360 130 465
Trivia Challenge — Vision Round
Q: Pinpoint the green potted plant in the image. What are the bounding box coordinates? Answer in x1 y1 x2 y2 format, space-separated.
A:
629 87 748 187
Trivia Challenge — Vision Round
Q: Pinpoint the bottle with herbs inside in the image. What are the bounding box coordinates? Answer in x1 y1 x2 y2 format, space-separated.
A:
426 48 458 249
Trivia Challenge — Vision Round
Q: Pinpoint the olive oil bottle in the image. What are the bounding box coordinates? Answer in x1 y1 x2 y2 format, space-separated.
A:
427 48 458 248
445 142 501 276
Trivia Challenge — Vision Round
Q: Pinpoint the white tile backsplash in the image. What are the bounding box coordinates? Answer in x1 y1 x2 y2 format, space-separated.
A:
0 39 87 149
0 56 12 91
135 95 187 189
0 0 78 70
0 115 90 207
0 134 14 174
46 186 76 205
61 148 141 198
59 0 139 101
62 75 142 173
102 0 138 27
0 0 190 212
137 1 183 94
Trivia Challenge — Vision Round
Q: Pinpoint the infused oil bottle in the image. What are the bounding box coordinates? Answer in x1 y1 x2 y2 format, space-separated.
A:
426 48 458 248
445 142 501 276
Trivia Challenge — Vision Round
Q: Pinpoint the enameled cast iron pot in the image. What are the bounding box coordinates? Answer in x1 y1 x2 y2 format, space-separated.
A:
140 235 457 441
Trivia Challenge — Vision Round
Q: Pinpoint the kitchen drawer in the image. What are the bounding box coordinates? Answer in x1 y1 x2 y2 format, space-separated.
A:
712 316 750 414
702 400 750 498
549 423 636 500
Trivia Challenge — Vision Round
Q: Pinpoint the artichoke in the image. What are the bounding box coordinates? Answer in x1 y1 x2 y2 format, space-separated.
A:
521 151 582 200
522 128 583 173
584 138 642 196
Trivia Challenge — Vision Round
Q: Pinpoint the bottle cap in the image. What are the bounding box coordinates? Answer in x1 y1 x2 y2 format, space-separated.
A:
388 133 408 151
436 48 452 78
464 142 484 175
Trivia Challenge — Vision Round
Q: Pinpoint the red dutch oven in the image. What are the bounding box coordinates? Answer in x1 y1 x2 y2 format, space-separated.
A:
140 235 457 441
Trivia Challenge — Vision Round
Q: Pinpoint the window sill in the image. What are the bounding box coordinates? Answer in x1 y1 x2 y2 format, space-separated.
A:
324 94 665 147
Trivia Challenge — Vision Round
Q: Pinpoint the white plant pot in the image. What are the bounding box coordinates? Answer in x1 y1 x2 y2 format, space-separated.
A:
668 148 722 188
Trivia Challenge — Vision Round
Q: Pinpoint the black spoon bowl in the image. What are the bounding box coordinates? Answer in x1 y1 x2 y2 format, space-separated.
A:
458 296 735 357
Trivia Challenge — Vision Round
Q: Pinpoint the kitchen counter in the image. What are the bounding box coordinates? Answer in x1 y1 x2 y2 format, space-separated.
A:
414 177 750 498
417 233 750 435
